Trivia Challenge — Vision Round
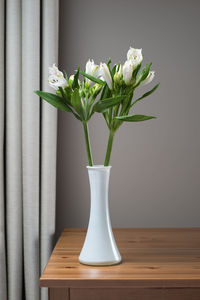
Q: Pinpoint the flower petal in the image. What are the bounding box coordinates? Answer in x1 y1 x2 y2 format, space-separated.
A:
99 63 113 89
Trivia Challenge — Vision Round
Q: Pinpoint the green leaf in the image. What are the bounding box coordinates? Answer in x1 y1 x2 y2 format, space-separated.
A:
115 114 156 122
34 90 71 112
138 83 160 99
116 62 121 72
58 87 71 105
71 88 82 114
131 83 160 107
120 90 133 115
107 58 112 66
107 61 115 80
93 96 125 113
63 70 68 81
80 71 105 85
72 67 80 90
100 83 111 100
71 112 82 121
132 63 141 79
64 86 72 102
103 111 110 129
111 64 117 80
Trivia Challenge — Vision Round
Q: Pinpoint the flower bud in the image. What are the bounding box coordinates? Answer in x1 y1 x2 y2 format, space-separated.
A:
99 63 113 90
85 59 99 86
114 72 120 83
141 71 155 86
122 60 134 85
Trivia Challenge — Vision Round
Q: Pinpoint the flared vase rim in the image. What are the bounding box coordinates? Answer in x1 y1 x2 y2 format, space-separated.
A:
86 165 112 170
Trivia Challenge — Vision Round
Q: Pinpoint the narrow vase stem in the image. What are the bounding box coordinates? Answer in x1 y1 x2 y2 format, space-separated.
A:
83 122 93 166
104 130 115 166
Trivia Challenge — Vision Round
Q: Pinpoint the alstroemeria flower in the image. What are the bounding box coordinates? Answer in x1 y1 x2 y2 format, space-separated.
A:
48 75 68 90
99 63 113 89
49 63 64 77
48 63 67 90
122 60 134 85
141 71 155 86
85 59 99 86
127 47 143 68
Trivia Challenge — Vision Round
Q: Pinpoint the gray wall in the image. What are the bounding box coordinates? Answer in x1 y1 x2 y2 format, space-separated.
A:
56 0 200 236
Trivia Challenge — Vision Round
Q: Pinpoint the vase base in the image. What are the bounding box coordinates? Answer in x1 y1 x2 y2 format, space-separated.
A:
79 257 122 266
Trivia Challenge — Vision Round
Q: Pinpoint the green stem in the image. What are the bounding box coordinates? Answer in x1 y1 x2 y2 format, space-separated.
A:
83 122 93 166
104 130 115 166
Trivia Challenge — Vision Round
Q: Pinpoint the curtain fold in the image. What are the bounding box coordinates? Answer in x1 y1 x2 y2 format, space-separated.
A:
6 0 23 299
0 1 59 300
22 0 40 299
0 0 7 299
40 1 59 298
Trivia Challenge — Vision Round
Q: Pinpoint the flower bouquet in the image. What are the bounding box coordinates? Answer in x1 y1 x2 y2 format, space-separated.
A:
35 46 159 266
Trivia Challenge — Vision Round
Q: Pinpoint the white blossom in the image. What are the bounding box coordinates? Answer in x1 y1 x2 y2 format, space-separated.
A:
127 47 143 64
48 75 68 90
85 59 99 85
127 47 143 68
49 63 63 77
99 63 113 89
122 60 134 85
48 64 67 90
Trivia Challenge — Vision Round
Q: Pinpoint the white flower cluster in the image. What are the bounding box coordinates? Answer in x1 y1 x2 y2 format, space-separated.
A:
85 60 113 89
84 47 155 88
121 47 154 85
48 46 155 91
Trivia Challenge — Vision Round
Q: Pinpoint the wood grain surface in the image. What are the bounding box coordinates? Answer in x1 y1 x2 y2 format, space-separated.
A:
40 228 200 289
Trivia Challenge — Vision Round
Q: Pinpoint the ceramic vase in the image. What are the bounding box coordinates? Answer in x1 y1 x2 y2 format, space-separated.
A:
79 165 121 266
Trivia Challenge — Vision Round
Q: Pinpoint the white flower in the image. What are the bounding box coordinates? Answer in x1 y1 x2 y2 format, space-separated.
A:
121 47 143 86
99 63 113 89
122 60 134 85
48 75 68 90
49 63 63 77
48 64 67 90
141 71 155 86
127 47 143 68
85 59 99 85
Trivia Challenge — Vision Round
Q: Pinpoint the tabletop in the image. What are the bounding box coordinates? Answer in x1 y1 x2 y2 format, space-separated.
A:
40 228 200 289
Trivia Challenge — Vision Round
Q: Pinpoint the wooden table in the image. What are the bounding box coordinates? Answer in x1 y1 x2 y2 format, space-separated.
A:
40 228 200 300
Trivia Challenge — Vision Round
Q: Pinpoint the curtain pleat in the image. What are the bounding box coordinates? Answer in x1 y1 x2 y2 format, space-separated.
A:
40 2 58 298
0 1 59 300
6 0 23 299
0 0 7 299
22 0 40 299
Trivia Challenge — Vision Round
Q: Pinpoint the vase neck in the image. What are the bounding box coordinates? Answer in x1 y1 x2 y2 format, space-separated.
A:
87 165 111 219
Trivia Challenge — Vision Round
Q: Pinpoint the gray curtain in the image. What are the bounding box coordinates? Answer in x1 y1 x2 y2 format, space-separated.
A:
0 1 59 300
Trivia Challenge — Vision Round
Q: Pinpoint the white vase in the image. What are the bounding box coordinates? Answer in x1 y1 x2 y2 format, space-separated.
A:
79 165 121 266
